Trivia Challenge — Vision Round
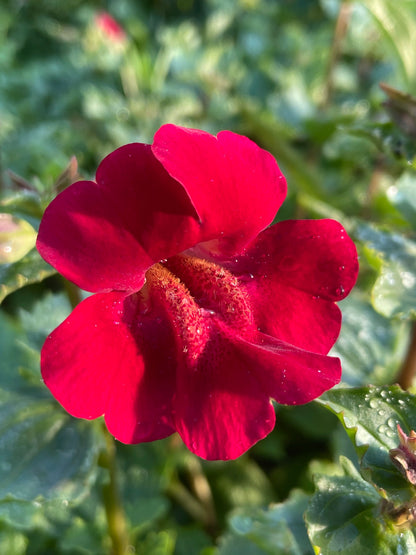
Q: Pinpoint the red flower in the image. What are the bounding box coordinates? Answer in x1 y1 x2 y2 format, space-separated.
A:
36 125 358 460
95 12 126 43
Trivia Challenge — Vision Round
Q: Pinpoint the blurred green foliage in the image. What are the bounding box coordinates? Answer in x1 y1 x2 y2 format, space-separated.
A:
2 0 416 553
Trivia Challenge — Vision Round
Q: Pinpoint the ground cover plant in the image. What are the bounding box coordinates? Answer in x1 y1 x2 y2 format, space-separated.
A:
2 1 416 553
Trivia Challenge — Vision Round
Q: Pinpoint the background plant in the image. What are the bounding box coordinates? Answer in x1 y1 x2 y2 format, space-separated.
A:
2 0 416 553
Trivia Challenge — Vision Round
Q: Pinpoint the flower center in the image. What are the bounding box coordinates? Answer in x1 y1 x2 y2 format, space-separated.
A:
139 255 254 364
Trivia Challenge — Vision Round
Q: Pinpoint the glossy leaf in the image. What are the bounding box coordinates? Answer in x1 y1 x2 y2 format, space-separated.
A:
305 456 416 555
318 386 416 501
331 293 409 385
357 224 416 319
219 490 312 555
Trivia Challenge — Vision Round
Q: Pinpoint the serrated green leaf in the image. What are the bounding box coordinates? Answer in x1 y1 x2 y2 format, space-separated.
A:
318 386 416 502
0 247 56 303
357 224 416 318
219 490 312 555
305 457 416 555
0 308 101 513
331 292 410 385
362 0 416 88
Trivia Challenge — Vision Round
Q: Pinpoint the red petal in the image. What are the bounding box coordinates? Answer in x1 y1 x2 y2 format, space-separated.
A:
37 143 200 293
152 124 287 256
240 219 358 301
230 327 342 405
174 327 275 461
247 281 342 354
41 292 176 443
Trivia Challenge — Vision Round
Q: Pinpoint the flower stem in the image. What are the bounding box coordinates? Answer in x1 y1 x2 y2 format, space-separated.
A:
101 428 130 555
397 322 416 390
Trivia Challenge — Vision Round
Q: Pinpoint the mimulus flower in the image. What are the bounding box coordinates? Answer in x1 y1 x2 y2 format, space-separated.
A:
37 124 358 460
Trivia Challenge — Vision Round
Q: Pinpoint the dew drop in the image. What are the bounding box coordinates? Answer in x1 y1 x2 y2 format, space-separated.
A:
369 398 378 409
387 417 397 429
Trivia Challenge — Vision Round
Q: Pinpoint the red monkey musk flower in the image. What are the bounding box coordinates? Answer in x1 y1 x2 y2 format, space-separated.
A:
37 124 358 460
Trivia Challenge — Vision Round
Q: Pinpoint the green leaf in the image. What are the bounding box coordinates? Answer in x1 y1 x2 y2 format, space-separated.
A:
362 0 416 88
318 386 416 502
0 524 27 555
331 292 410 385
386 171 416 229
0 247 56 303
0 214 37 264
357 224 416 319
218 490 312 555
0 307 101 511
305 456 416 555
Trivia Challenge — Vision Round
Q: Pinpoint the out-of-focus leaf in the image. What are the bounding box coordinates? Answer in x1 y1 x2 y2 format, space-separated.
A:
362 0 416 88
380 83 416 139
0 190 43 229
0 248 55 303
386 171 416 230
0 525 27 555
318 386 416 502
0 214 36 264
305 456 416 555
0 306 101 510
219 490 312 555
331 292 410 385
357 223 416 318
136 530 176 555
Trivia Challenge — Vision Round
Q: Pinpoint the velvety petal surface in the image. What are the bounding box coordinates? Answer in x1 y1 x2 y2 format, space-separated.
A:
174 322 276 460
230 219 358 353
247 282 342 355
230 328 342 405
37 143 201 293
152 124 287 256
41 291 176 443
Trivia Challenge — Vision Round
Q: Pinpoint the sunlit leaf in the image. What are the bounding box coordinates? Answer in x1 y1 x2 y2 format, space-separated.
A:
331 292 410 385
0 214 36 264
318 385 416 502
305 456 416 555
357 224 416 318
219 490 312 555
0 248 55 303
362 0 416 88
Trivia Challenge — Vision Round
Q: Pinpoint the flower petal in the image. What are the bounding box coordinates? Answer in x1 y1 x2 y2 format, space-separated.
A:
229 327 342 405
239 219 358 301
37 143 200 293
174 327 276 460
41 291 176 443
152 124 287 256
246 281 342 354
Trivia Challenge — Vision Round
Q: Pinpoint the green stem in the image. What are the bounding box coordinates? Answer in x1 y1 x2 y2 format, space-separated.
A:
101 428 130 555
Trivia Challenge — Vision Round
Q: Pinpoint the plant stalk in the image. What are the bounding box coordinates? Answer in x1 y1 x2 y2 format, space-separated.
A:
101 428 130 555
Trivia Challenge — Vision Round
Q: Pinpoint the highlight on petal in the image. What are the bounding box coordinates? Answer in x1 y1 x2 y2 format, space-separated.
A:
41 292 176 443
37 143 200 293
152 124 287 256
